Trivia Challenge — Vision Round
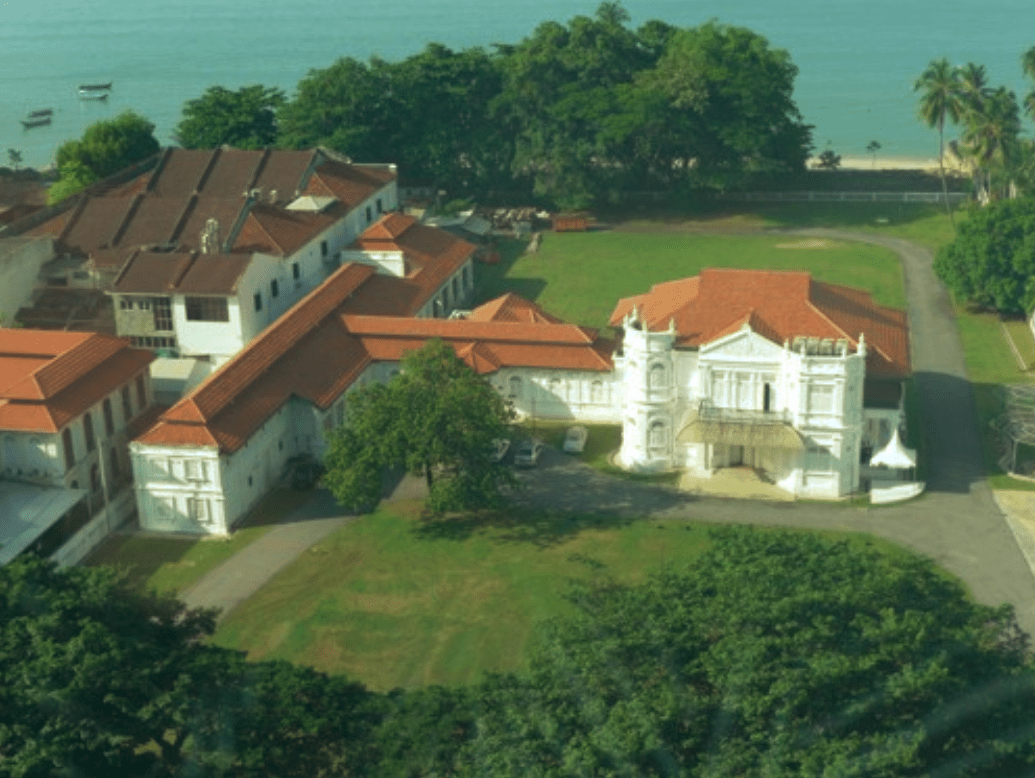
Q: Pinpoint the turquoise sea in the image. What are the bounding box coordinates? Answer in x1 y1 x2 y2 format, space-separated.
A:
2 0 1033 170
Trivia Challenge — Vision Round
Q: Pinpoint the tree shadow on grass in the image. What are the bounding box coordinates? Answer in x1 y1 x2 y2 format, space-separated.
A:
410 508 636 548
84 535 198 592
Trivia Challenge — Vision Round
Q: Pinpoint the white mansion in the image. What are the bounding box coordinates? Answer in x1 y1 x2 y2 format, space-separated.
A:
128 261 911 533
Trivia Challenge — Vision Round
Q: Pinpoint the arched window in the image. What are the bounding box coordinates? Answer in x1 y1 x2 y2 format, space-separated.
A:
549 377 562 399
649 420 667 451
591 380 604 403
649 363 667 389
508 375 523 399
62 428 75 470
83 412 96 452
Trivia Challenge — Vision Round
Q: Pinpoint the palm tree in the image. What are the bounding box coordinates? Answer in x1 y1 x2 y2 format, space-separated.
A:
961 87 1022 201
1022 46 1035 121
914 58 962 226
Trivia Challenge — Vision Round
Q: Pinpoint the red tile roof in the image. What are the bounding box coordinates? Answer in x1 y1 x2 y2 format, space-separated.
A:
136 272 614 454
351 213 475 299
610 268 910 378
28 148 397 273
466 293 563 324
0 330 155 433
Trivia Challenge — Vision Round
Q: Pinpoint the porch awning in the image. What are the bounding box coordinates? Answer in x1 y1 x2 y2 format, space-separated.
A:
677 419 805 450
870 426 916 468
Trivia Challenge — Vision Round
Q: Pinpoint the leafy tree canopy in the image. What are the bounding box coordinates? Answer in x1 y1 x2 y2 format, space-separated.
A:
49 111 159 203
934 196 1035 314
323 338 516 513
175 84 285 150
465 526 1035 776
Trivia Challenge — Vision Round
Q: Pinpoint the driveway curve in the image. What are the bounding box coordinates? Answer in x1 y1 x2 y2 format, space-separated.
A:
513 229 1035 637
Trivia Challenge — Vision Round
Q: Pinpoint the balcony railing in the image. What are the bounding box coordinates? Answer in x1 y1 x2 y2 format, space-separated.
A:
697 401 792 425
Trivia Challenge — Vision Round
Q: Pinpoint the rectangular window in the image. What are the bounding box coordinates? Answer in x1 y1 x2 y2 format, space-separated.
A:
187 497 208 521
184 459 207 482
122 386 132 420
710 371 729 407
102 398 114 435
365 206 372 223
292 262 300 280
320 240 328 257
254 292 262 312
271 279 279 298
185 296 229 322
119 298 131 310
808 384 836 414
376 198 383 214
137 299 151 311
83 413 95 452
136 375 147 411
62 428 75 469
152 297 173 331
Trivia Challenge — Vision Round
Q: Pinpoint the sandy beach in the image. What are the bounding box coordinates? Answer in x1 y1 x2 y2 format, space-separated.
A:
808 154 944 172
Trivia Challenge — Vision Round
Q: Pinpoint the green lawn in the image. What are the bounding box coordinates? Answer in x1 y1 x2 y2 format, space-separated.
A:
210 507 912 691
477 232 905 331
85 488 313 595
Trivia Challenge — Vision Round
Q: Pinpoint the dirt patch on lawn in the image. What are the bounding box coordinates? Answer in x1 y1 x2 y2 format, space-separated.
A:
774 238 844 250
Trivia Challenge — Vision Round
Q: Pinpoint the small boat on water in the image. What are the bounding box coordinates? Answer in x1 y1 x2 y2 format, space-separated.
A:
28 108 53 117
21 116 52 129
79 81 112 91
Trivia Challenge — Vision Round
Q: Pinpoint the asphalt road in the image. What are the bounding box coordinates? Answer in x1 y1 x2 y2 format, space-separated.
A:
183 229 1035 636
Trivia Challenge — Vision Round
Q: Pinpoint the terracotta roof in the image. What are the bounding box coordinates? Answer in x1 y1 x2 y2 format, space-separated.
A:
29 149 395 271
351 213 475 298
466 293 563 324
303 160 396 209
112 250 252 295
135 279 613 453
610 268 910 378
0 330 154 433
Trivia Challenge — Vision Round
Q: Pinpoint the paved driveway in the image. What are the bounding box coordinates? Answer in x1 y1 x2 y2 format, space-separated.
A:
182 229 1035 636
511 229 1035 637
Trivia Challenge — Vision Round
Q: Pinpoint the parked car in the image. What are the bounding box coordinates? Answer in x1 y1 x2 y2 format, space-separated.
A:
563 425 588 454
490 438 511 463
514 438 546 467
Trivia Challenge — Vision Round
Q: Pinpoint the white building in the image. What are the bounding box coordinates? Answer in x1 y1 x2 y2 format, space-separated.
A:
27 147 399 364
0 329 156 564
129 266 911 534
130 215 481 533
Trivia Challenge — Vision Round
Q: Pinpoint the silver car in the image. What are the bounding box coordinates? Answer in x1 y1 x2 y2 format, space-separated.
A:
513 438 545 467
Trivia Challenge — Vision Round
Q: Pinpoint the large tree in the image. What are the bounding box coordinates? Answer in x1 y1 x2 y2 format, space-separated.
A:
175 84 285 149
49 111 160 204
466 526 1035 776
915 57 963 226
934 196 1035 315
323 339 516 513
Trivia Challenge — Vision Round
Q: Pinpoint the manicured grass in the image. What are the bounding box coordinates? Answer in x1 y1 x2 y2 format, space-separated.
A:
477 232 905 331
210 507 913 691
85 488 312 594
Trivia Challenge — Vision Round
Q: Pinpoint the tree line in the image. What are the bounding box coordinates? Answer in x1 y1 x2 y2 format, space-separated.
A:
172 2 813 209
4 525 1035 777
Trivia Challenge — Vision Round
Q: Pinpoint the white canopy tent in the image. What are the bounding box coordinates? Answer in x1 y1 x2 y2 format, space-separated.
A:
870 426 917 470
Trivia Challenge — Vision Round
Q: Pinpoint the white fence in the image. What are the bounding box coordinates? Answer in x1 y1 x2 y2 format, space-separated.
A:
717 191 968 203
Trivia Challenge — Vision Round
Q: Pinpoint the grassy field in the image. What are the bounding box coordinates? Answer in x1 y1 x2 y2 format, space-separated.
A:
477 231 905 331
210 506 913 691
85 487 313 594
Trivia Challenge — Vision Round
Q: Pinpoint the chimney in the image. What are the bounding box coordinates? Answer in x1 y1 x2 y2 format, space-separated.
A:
200 218 221 254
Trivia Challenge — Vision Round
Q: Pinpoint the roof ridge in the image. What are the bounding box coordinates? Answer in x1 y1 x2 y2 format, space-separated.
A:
804 279 853 343
108 192 145 247
185 263 375 419
194 147 222 194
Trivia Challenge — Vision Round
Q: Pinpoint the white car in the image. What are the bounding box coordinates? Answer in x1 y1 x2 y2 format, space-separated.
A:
490 438 511 463
513 438 545 467
563 425 588 454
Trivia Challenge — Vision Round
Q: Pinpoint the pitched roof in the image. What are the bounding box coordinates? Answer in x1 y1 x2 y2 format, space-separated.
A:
350 212 476 298
111 250 252 295
0 330 154 432
135 274 614 454
466 293 563 324
610 268 910 378
27 148 397 272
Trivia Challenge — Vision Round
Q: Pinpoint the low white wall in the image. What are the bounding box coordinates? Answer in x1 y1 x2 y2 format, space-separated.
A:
52 488 135 567
871 481 925 504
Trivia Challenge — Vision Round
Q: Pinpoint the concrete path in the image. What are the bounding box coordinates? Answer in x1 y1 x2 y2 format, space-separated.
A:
180 228 1035 637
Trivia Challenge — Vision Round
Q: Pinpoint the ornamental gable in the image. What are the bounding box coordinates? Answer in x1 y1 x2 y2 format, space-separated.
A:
700 327 783 364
